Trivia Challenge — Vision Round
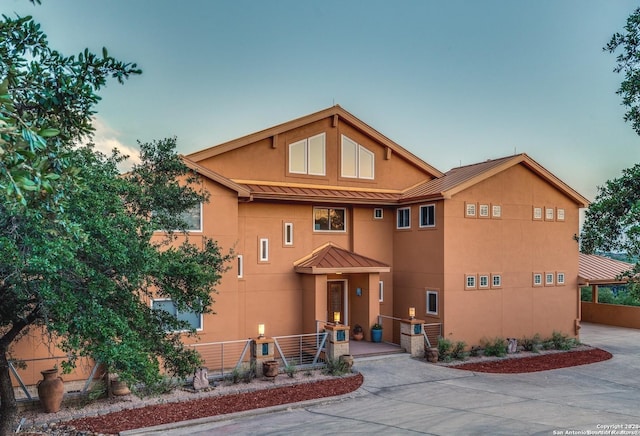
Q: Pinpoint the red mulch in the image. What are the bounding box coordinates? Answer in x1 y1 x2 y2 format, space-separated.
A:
449 348 612 373
63 374 363 434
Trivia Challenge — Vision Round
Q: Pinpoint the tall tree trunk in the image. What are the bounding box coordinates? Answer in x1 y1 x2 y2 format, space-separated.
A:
0 350 18 436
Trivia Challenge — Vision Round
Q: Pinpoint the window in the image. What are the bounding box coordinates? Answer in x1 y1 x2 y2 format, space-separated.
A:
426 290 438 315
479 274 489 289
397 207 411 229
237 255 243 278
419 204 436 228
492 274 502 288
465 203 476 217
557 208 565 221
479 204 489 217
379 281 384 302
259 238 269 262
533 207 542 220
152 299 202 331
545 272 554 286
289 133 326 176
466 275 476 289
314 207 346 231
284 222 294 246
181 204 202 231
373 208 383 219
545 207 554 221
492 205 501 218
533 273 542 286
557 272 565 285
341 135 374 179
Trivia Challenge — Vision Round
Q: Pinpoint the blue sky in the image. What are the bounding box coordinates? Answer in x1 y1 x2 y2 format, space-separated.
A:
4 0 640 201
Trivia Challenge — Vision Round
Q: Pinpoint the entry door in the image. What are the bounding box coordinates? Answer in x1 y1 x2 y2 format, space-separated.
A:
328 281 345 324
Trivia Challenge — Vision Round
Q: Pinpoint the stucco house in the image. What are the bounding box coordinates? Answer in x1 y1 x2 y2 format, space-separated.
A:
12 105 589 385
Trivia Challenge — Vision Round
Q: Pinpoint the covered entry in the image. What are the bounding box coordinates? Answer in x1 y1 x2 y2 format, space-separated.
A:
294 243 390 337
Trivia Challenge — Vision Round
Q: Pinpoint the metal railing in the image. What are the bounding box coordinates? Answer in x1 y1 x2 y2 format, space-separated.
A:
423 323 442 348
377 314 402 345
273 332 327 369
188 338 252 380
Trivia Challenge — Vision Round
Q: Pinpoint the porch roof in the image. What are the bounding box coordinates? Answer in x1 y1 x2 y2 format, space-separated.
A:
578 253 634 285
294 243 391 274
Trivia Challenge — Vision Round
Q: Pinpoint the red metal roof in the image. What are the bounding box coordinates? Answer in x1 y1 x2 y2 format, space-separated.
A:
243 183 401 204
294 244 390 274
579 253 634 285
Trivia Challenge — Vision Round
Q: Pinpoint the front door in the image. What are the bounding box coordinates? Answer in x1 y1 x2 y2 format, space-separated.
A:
328 281 345 324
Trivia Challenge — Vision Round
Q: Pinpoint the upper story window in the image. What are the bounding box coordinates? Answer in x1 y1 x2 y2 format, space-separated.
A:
289 133 326 176
314 207 346 232
284 222 294 246
419 204 435 227
152 299 202 331
341 135 374 179
154 203 202 232
397 207 411 229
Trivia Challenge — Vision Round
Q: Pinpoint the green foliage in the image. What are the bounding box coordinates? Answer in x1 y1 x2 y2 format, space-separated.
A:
481 337 507 357
323 358 349 376
520 334 542 352
371 323 382 330
437 337 467 361
605 7 640 136
580 287 593 302
133 376 180 397
545 331 579 351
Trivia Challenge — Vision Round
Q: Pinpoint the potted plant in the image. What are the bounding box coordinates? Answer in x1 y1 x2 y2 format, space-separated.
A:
371 323 383 343
352 324 364 341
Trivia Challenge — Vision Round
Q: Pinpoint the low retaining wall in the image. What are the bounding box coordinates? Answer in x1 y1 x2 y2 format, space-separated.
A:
581 301 640 329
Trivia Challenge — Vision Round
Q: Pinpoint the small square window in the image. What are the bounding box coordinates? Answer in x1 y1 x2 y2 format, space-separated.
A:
557 208 565 221
492 274 502 288
557 272 565 285
397 207 411 229
479 204 489 217
545 272 554 286
545 207 555 221
374 208 383 220
492 205 501 218
533 273 542 286
466 275 476 289
479 274 489 289
379 281 384 302
465 203 476 217
533 207 543 220
426 290 438 315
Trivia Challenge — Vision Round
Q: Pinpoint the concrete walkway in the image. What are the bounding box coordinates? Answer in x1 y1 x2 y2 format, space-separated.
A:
127 323 640 435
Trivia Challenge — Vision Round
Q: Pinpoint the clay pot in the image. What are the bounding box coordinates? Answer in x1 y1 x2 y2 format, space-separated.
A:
37 368 64 413
352 331 364 341
263 360 279 378
111 379 131 396
339 354 354 371
426 347 439 363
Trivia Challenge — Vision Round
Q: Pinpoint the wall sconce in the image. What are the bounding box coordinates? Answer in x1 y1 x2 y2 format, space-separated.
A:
333 311 341 324
258 323 265 338
408 307 416 319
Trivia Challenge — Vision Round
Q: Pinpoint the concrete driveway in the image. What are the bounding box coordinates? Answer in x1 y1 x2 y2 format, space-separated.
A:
130 323 640 435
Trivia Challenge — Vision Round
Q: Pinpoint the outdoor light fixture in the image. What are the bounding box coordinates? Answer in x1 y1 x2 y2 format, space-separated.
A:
409 307 416 319
333 311 341 324
258 323 265 338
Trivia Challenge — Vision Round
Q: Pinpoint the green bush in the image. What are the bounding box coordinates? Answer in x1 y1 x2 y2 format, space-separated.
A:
437 337 467 361
580 287 592 302
520 334 542 352
450 341 468 360
284 360 297 378
481 337 507 357
437 337 452 361
323 358 349 376
546 331 579 351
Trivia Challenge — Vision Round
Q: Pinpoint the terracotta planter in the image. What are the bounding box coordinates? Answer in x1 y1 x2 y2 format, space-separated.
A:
352 331 364 341
37 369 64 413
263 360 279 378
426 347 439 363
111 379 131 396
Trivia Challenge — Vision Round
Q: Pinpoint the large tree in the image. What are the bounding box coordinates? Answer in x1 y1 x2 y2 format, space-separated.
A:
0 13 231 435
580 8 640 278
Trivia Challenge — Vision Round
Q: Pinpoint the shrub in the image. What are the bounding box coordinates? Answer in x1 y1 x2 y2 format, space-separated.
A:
546 331 579 351
437 337 467 361
520 334 542 352
450 341 468 360
323 358 349 376
481 337 507 357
